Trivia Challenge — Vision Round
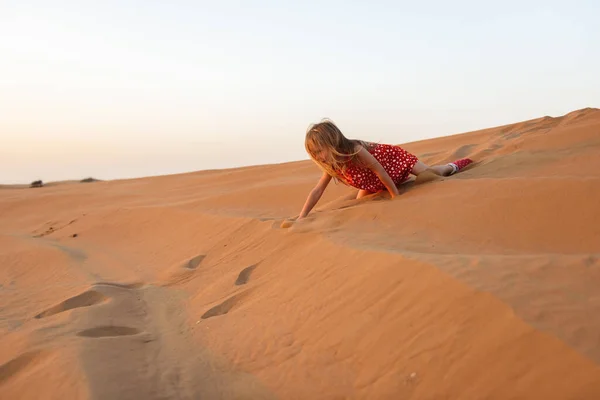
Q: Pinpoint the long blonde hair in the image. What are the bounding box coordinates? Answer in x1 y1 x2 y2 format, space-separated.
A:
305 119 369 182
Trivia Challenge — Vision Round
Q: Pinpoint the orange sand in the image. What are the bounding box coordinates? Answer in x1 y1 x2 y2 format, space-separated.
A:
1 108 600 399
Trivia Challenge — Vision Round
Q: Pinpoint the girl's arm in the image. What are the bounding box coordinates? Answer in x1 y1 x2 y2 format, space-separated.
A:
298 172 332 219
355 145 400 198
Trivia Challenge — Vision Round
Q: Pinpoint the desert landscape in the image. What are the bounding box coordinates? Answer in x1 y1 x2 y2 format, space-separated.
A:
1 108 600 399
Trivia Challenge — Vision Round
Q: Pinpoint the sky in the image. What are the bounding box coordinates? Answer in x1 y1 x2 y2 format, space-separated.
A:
1 0 599 183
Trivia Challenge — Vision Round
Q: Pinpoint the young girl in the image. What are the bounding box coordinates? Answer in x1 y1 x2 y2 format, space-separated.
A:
297 119 473 220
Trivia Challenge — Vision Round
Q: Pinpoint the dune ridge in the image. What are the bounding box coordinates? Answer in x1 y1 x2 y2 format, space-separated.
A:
1 108 600 399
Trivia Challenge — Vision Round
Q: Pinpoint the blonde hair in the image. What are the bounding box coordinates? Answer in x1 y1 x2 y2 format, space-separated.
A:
305 119 369 182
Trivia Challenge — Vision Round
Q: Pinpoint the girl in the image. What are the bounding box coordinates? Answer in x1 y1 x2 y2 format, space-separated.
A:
297 119 473 220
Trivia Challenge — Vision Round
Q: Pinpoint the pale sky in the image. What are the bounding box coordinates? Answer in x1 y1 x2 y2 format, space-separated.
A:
1 0 598 184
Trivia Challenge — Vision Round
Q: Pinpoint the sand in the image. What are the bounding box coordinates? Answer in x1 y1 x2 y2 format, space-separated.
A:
1 107 600 399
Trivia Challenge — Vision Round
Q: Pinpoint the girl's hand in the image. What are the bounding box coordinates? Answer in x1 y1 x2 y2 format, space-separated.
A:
297 172 332 220
280 219 295 228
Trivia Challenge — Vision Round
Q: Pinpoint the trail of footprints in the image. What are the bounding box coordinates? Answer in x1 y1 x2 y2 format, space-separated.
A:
171 253 258 320
32 253 258 330
1 255 259 384
0 283 146 383
33 282 146 338
29 255 256 342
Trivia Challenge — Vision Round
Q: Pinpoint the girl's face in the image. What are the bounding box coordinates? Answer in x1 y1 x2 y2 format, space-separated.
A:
313 147 330 163
306 129 339 166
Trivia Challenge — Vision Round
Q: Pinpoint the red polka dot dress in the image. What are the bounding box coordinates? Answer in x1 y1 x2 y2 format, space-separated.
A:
337 143 419 192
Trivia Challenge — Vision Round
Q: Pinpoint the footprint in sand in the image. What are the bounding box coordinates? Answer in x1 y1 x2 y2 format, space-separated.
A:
484 143 503 153
235 264 258 286
35 290 107 319
94 282 145 289
185 255 206 270
0 351 47 385
77 326 141 338
451 143 476 158
201 292 248 320
159 255 207 287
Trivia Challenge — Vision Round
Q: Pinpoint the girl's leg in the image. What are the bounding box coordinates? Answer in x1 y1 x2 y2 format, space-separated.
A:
356 189 372 199
412 159 473 177
411 161 453 177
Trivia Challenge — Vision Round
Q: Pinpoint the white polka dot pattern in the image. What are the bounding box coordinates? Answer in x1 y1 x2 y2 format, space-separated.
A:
337 144 418 192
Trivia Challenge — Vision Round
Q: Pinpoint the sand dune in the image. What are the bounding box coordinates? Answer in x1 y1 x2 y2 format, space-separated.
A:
2 108 600 399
